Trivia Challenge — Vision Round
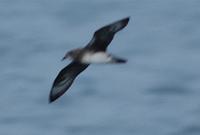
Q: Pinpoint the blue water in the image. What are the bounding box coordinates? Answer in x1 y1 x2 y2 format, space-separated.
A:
1 0 200 135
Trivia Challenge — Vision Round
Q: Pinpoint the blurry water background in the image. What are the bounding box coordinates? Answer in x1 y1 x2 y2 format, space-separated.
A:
1 0 200 135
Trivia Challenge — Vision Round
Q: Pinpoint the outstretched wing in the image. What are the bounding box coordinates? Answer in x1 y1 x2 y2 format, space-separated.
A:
49 61 89 103
86 17 130 51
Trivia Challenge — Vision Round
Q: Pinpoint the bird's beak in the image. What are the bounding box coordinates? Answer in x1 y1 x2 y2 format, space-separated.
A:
61 54 69 61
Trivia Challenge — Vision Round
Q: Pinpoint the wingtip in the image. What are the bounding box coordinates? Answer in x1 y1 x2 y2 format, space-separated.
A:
49 99 53 104
48 87 61 103
125 16 130 21
48 93 56 103
122 16 130 25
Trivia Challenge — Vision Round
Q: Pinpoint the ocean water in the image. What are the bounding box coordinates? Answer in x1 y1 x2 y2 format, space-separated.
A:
1 0 200 135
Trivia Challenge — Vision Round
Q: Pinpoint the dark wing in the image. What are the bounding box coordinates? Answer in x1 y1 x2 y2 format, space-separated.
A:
86 17 130 51
49 61 89 103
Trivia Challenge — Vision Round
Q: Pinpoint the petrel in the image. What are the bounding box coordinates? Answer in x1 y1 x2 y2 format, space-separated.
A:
49 17 130 103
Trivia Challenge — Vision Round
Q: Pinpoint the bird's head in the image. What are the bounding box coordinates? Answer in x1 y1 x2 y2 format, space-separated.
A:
62 48 82 61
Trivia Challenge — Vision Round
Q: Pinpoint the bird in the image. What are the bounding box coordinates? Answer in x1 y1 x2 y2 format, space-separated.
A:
49 17 130 103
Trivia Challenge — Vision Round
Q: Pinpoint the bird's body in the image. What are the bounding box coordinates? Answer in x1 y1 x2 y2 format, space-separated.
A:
65 48 126 64
49 17 130 103
81 51 112 64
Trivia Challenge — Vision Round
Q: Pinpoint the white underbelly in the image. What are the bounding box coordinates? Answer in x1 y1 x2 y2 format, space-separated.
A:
82 52 112 64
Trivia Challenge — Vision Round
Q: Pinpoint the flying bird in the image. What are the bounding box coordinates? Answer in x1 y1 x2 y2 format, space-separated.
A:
49 17 130 103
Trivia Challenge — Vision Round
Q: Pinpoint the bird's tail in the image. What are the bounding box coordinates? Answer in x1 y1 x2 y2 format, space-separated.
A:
111 57 127 63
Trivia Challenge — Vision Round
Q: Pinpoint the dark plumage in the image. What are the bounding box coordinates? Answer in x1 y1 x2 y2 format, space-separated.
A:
49 17 130 103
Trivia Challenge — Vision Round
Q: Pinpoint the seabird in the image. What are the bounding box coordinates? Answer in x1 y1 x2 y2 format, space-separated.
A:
49 17 130 103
